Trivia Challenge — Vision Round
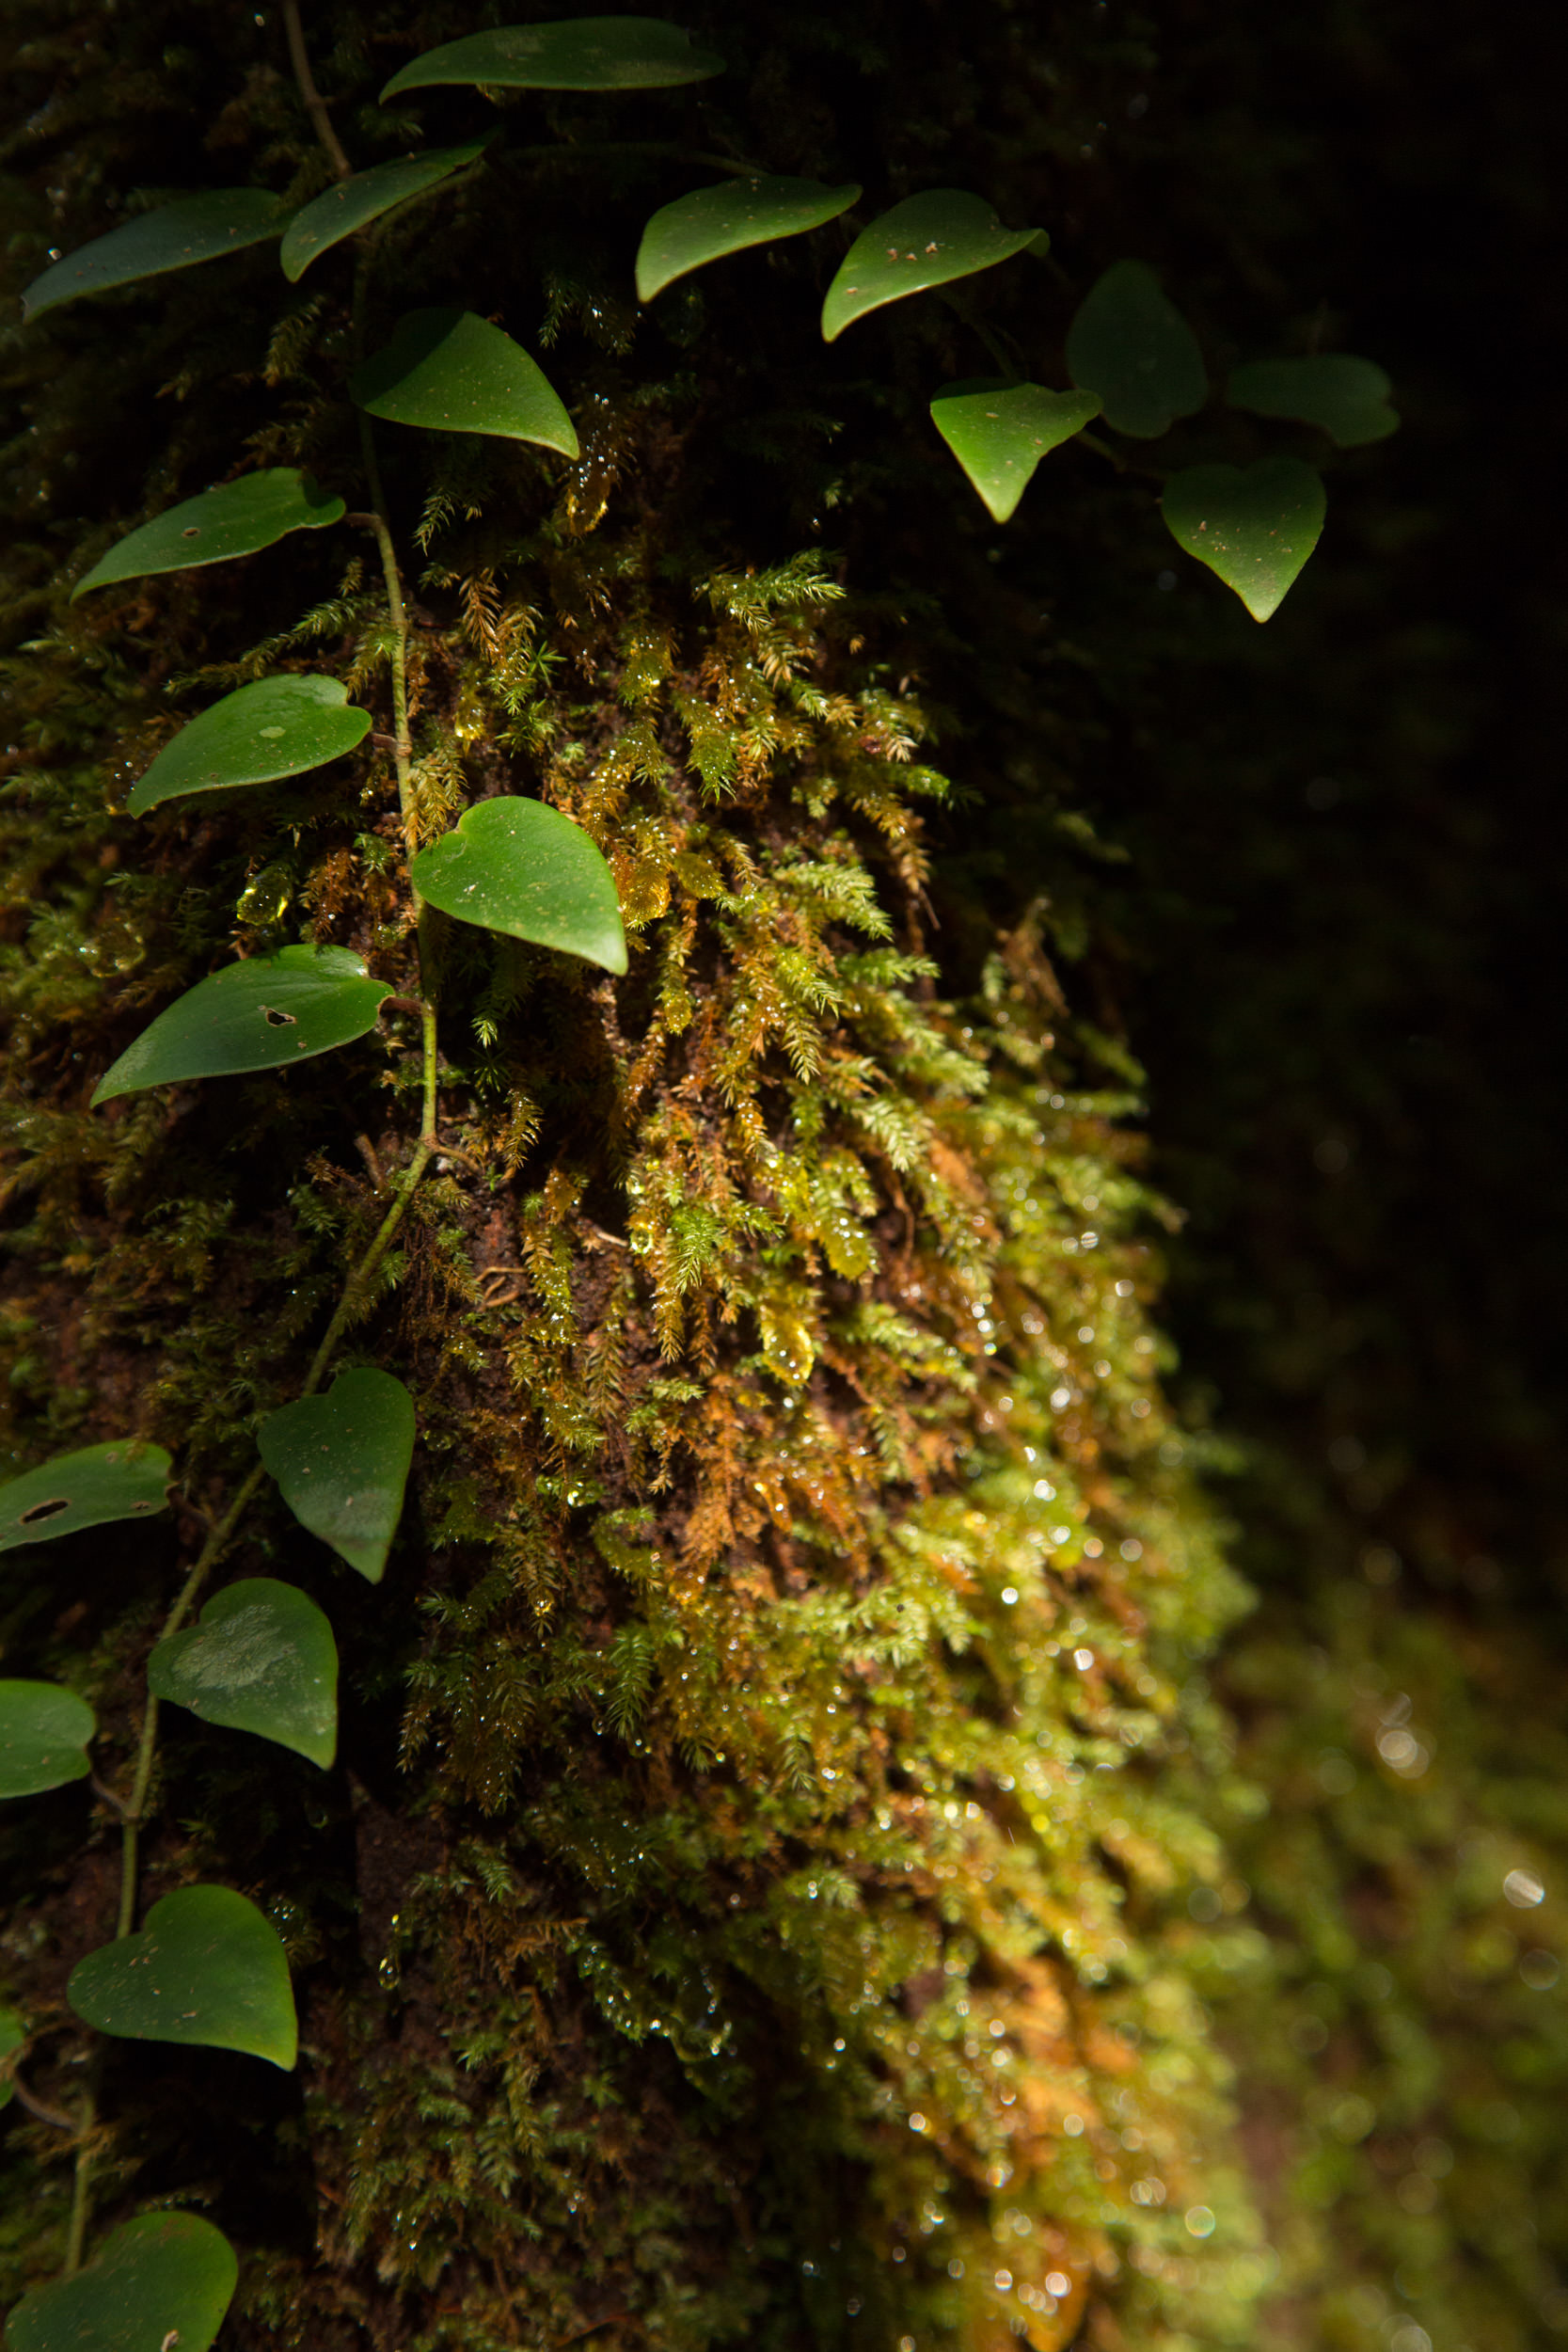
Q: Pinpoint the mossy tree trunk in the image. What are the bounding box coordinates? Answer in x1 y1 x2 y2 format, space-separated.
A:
2 8 1564 2352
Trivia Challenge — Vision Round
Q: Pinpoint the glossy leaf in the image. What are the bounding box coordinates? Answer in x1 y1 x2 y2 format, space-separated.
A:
1066 260 1208 438
91 945 393 1105
410 797 627 973
351 309 578 454
148 1579 338 1770
0 2006 23 2109
281 139 491 281
821 192 1042 342
4 2211 237 2352
21 190 288 323
0 1440 170 1555
129 675 371 815
68 1884 297 2069
0 1682 95 1800
71 469 345 602
636 176 861 302
381 16 723 99
1227 352 1399 448
929 380 1102 521
259 1367 416 1585
1162 457 1327 622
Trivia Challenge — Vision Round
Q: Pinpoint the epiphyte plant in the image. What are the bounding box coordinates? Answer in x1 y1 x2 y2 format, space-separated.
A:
0 8 1397 2342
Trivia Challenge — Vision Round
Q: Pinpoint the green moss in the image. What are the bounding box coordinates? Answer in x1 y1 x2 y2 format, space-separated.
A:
2 7 1560 2352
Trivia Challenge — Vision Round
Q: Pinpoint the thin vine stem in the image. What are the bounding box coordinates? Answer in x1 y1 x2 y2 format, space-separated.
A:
63 1103 436 2268
280 0 352 182
356 477 416 859
299 1130 436 1400
937 290 1021 382
63 12 449 2276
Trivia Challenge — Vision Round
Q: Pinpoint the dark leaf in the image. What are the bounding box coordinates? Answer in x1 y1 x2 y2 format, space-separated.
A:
4 2213 237 2352
1066 260 1208 438
821 192 1042 342
259 1368 416 1585
128 675 370 814
148 1580 338 1769
72 470 344 601
381 17 723 100
636 176 860 302
0 1440 170 1554
281 140 493 280
90 946 393 1104
351 310 578 453
68 1885 298 2068
410 797 626 973
22 190 288 321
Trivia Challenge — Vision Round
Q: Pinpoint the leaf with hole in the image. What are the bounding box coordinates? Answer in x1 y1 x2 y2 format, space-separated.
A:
821 192 1042 342
68 1884 297 2068
148 1580 338 1769
21 190 289 323
929 380 1102 521
128 676 371 815
0 1439 170 1555
5 2211 238 2352
381 16 723 99
351 310 578 453
71 469 345 602
0 1683 95 1800
0 2006 23 2109
1162 457 1326 622
410 797 627 973
1066 260 1208 438
90 945 393 1105
1227 353 1398 448
259 1368 416 1586
281 139 493 281
636 176 861 303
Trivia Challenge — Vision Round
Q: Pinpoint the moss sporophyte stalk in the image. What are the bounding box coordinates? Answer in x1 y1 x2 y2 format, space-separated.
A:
9 7 1534 2352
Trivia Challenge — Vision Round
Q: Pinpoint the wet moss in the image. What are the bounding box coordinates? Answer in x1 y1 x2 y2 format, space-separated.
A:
1 6 1562 2352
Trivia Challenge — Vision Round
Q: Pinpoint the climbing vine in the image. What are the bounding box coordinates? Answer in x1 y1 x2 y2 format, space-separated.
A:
0 8 1399 2347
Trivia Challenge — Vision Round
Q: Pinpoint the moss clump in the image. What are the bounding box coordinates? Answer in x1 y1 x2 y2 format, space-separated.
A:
5 5 1562 2351
0 191 1268 2331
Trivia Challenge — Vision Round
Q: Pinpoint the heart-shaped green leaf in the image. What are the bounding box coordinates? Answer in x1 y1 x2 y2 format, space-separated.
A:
1066 260 1208 438
281 139 492 281
0 1682 95 1799
1162 457 1327 622
71 469 345 602
381 17 723 100
636 176 861 303
128 675 371 816
1227 353 1399 448
148 1579 338 1769
351 310 578 454
68 1884 297 2068
21 190 289 323
259 1368 415 1585
91 945 393 1105
821 192 1042 342
0 1440 170 1554
0 2005 23 2107
4 2211 238 2352
0 1675 93 1797
929 380 1102 521
410 797 627 973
